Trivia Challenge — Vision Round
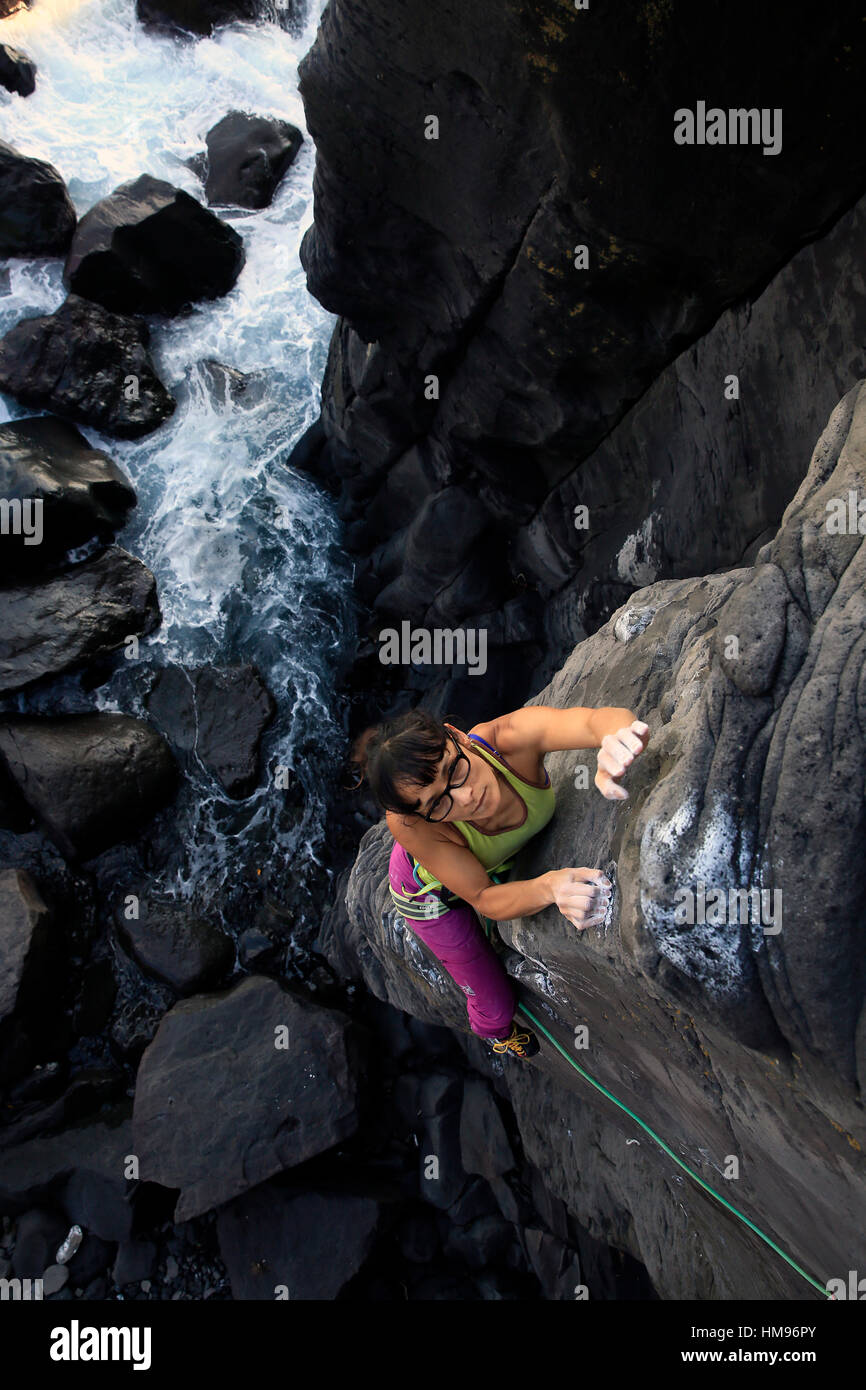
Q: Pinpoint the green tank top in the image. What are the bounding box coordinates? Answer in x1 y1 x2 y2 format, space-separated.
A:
408 733 556 896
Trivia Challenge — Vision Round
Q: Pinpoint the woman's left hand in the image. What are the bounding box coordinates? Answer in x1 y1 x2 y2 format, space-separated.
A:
594 720 650 801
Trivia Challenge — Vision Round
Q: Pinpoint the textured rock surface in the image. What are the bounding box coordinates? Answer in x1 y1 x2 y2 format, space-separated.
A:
0 714 178 860
0 140 75 257
136 0 304 37
0 417 136 577
145 663 276 797
0 43 36 98
0 547 160 693
132 976 363 1220
0 295 175 439
114 899 234 994
63 174 245 316
296 0 866 717
318 382 866 1299
197 111 303 209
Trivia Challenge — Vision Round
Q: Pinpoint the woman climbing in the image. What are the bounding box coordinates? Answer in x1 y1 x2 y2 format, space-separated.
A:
352 704 650 1059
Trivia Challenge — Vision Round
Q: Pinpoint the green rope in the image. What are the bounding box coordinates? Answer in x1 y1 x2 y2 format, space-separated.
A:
476 903 830 1299
511 998 832 1299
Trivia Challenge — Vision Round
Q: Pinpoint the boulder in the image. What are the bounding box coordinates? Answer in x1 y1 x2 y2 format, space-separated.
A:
0 295 175 438
136 0 303 37
0 1102 134 1244
216 1182 382 1300
0 548 160 693
0 714 178 861
197 111 303 209
0 870 65 1085
0 417 136 577
10 1209 69 1278
132 976 363 1220
63 174 245 316
0 140 75 257
0 43 36 97
145 663 276 797
114 898 234 994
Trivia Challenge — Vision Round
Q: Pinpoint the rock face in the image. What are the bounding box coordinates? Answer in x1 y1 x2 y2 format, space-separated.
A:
145 663 276 797
0 141 76 257
63 174 245 316
216 1183 383 1299
0 714 178 860
0 43 36 98
319 381 866 1300
0 548 160 694
0 295 175 438
0 417 136 576
132 976 363 1220
0 870 65 1085
197 112 303 209
114 899 234 994
296 0 866 717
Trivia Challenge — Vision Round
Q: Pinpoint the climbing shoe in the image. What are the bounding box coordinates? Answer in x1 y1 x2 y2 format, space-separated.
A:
490 1021 540 1059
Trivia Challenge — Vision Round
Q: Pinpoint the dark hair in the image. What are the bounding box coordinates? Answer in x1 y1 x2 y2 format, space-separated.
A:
351 708 451 814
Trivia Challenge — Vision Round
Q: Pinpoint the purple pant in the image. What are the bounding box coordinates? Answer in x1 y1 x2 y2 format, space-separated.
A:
388 841 515 1039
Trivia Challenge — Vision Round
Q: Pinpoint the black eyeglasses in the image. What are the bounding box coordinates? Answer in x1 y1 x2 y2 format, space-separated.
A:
420 731 471 822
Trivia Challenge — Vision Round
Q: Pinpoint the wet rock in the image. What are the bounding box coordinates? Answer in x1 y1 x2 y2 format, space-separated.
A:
115 898 234 994
64 174 245 316
10 1208 68 1277
145 663 276 798
0 43 36 97
0 714 178 861
138 0 305 36
0 295 175 439
132 976 363 1220
0 417 136 577
0 870 66 1086
197 111 303 209
0 140 76 257
0 1102 134 1242
0 548 160 694
216 1182 382 1300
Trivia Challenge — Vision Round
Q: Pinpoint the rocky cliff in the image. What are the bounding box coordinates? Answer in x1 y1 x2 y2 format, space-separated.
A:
319 380 866 1299
298 0 866 1299
295 0 866 723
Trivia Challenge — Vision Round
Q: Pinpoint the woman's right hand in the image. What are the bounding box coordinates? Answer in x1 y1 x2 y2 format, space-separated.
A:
544 867 611 930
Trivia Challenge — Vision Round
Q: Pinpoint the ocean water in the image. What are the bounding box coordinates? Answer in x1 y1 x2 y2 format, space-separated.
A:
0 0 356 932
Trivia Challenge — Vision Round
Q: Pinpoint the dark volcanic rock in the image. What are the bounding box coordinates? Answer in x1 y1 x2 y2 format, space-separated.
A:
0 295 175 438
132 976 363 1220
0 140 76 257
0 43 36 97
136 0 303 37
216 1182 382 1300
145 663 276 797
0 870 65 1085
0 714 178 861
114 898 234 994
198 111 303 209
318 381 866 1299
0 1102 133 1242
63 174 245 316
0 547 160 693
0 417 136 576
297 0 866 710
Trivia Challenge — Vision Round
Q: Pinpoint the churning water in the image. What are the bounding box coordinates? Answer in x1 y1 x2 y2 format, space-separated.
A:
0 0 356 935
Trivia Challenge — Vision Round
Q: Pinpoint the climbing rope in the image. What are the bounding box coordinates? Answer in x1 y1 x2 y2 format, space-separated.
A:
512 996 833 1299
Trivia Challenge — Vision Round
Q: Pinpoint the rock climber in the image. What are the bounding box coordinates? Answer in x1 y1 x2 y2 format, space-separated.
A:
352 704 650 1059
